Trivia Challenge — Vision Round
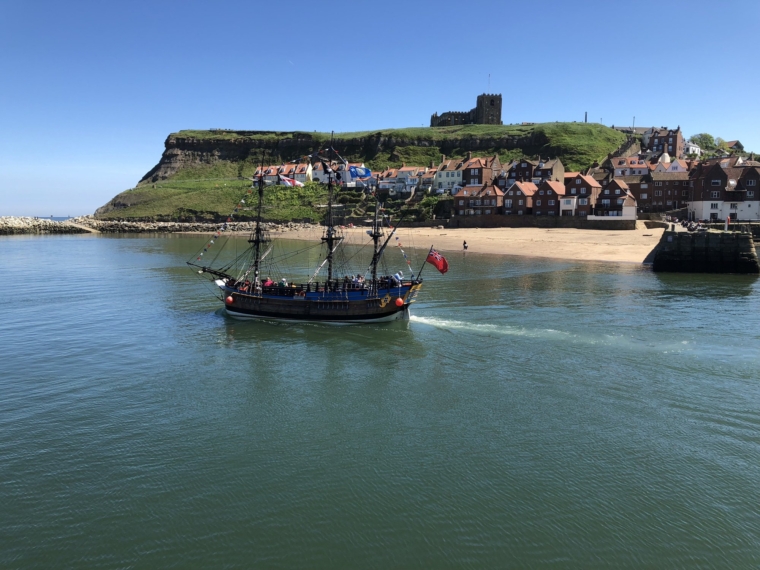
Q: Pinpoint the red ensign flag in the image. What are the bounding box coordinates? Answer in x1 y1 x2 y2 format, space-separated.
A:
426 249 449 274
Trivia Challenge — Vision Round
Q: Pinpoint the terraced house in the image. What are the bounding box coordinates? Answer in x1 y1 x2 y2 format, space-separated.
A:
532 181 565 216
688 156 760 221
503 181 537 215
452 184 504 216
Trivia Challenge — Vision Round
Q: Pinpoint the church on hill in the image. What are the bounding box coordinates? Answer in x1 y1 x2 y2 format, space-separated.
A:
430 94 503 127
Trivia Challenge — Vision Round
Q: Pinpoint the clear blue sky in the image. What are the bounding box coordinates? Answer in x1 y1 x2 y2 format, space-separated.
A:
2 0 758 216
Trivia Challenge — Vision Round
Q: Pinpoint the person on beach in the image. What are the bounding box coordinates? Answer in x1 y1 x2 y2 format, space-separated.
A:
463 240 468 251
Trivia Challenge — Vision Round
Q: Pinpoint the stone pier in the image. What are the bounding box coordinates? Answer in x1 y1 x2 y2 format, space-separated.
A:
652 226 759 273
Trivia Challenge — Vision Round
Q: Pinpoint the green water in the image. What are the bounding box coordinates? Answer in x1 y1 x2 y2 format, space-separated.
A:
1 234 759 568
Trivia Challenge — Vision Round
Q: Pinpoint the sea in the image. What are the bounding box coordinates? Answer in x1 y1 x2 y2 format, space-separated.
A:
1 233 759 568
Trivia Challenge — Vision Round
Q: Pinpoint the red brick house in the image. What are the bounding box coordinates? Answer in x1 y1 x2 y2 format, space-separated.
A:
595 179 631 215
462 154 501 187
564 173 601 216
647 126 685 158
533 181 565 216
452 184 504 216
689 156 760 220
503 181 537 215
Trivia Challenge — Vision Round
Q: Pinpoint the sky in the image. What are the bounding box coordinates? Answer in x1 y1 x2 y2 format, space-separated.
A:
1 0 759 216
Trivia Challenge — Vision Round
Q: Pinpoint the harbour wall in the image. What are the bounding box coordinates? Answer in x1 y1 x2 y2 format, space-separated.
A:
447 215 636 230
652 228 759 273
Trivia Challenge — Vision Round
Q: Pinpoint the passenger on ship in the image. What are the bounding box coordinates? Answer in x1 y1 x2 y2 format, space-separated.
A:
263 276 274 287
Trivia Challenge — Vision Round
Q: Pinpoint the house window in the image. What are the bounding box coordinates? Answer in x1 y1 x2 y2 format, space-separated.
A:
730 203 738 210
459 210 464 215
618 198 624 205
579 198 588 205
536 200 542 206
640 193 648 199
711 180 721 186
576 179 580 184
518 200 523 205
548 200 555 206
579 211 587 216
615 189 621 195
564 200 572 205
683 181 688 186
710 203 719 209
748 191 755 197
682 190 688 197
458 200 464 205
641 184 648 189
666 200 672 205
747 180 757 186
505 200 512 207
580 188 586 194
539 190 544 195
438 183 443 188
655 182 662 187
604 189 609 194
601 199 610 205
470 169 477 175
711 191 720 198
521 163 526 167
485 209 491 215
571 188 576 194
654 190 663 196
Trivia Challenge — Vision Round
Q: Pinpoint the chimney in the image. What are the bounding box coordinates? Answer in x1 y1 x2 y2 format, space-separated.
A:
467 151 472 160
441 154 446 163
430 160 435 168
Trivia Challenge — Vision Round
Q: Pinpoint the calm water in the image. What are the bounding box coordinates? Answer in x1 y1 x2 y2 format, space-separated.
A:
1 234 760 568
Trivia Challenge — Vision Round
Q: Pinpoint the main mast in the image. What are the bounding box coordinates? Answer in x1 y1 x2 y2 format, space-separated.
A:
250 153 267 288
322 135 337 284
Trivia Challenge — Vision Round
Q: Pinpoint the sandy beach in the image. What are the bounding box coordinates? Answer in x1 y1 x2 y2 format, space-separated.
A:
273 223 665 264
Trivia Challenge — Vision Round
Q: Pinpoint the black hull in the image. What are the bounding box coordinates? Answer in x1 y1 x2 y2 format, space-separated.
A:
223 284 422 323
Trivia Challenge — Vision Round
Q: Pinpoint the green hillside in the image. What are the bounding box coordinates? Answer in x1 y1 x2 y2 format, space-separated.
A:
96 123 627 222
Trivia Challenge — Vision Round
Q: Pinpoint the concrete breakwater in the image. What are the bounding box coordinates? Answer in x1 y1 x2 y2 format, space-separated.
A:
652 227 760 273
0 216 317 235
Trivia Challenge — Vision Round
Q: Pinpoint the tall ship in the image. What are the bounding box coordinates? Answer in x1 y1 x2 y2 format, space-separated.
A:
188 147 448 323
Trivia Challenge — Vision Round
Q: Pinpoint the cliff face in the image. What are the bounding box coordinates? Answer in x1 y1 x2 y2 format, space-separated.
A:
138 130 555 184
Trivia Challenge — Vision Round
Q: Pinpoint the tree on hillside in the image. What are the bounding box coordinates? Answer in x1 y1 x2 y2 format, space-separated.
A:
715 137 729 151
689 133 716 150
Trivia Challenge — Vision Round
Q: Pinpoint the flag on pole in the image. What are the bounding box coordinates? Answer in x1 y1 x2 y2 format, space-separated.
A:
425 248 449 274
279 174 304 187
349 165 372 179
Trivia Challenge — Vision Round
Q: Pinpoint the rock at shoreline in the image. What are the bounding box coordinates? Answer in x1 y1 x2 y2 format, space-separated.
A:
0 217 91 235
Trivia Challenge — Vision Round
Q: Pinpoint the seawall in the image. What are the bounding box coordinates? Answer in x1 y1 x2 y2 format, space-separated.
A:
447 214 636 230
652 228 759 273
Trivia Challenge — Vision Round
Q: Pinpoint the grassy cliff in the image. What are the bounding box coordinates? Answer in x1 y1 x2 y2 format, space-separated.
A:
96 123 626 221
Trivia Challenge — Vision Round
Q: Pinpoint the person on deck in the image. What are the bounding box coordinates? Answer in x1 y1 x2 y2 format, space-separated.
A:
263 276 274 287
463 240 468 251
279 278 287 287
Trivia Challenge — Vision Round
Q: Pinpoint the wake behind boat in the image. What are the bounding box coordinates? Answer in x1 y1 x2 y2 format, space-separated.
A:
188 145 448 323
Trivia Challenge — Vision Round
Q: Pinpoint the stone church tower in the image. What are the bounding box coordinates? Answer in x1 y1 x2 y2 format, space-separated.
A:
430 94 503 127
474 94 502 125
